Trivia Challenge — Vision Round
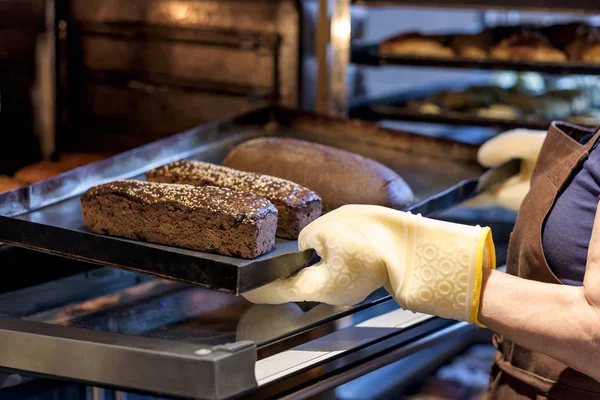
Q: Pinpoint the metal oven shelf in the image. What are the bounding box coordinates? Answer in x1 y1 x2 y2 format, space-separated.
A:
351 0 600 13
327 0 600 118
352 42 600 76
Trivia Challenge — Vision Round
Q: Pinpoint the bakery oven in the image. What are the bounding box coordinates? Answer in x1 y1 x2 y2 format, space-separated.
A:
0 0 51 174
0 0 300 178
0 2 526 399
57 0 303 154
0 0 377 191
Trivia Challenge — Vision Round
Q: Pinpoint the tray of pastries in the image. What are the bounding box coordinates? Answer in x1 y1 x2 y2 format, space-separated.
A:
351 74 600 129
353 21 600 73
0 108 488 294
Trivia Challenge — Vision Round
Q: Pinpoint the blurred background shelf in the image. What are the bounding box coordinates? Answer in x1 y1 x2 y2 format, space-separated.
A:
352 42 600 75
352 0 600 13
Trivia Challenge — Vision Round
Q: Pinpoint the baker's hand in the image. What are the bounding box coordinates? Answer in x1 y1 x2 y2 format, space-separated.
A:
243 205 496 326
463 129 546 211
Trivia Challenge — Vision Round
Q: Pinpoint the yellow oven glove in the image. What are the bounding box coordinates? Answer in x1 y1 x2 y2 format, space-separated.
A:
243 208 389 306
243 205 496 326
463 129 546 211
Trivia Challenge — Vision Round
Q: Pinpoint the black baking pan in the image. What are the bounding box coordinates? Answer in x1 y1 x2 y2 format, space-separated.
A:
0 107 497 295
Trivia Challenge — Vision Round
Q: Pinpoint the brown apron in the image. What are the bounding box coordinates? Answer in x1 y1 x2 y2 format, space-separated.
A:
487 122 600 399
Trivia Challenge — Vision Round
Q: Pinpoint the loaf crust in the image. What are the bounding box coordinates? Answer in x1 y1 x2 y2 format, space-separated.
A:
146 160 322 239
81 180 278 259
222 138 414 212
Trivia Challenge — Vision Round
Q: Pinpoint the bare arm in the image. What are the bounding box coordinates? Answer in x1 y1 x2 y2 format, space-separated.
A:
479 202 600 382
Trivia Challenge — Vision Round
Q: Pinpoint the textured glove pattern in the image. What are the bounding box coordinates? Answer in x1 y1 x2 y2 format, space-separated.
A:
384 212 494 324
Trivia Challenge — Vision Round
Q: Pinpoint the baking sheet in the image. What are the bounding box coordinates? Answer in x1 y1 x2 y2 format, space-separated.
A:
0 107 486 294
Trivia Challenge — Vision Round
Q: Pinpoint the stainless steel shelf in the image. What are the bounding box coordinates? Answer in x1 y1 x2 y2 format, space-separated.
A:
351 104 551 130
327 0 600 118
352 43 600 76
352 0 600 13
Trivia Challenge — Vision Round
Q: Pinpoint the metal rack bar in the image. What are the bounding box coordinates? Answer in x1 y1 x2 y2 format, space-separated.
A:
315 0 329 114
352 43 600 76
0 317 258 400
277 322 475 400
352 0 600 13
329 0 352 117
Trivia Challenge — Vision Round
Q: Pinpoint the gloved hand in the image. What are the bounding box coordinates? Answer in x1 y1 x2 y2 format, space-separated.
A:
243 206 389 306
463 129 546 211
243 205 496 326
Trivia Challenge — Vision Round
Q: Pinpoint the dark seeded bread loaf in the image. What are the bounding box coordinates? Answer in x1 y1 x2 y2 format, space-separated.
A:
222 138 414 212
146 160 322 239
81 180 278 259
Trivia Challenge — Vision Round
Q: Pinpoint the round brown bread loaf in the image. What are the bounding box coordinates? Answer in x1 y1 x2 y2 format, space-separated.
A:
222 137 414 212
0 175 25 193
13 161 67 184
14 153 112 184
58 152 111 170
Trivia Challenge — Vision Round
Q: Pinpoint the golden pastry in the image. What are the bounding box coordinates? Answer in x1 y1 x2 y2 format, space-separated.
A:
477 104 521 120
582 41 600 63
407 100 442 115
490 32 567 62
450 31 493 59
567 110 600 126
380 33 455 58
419 103 442 114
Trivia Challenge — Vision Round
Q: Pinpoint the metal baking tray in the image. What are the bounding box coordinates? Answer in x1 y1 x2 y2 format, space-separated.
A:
0 107 487 295
349 82 560 130
352 42 600 76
